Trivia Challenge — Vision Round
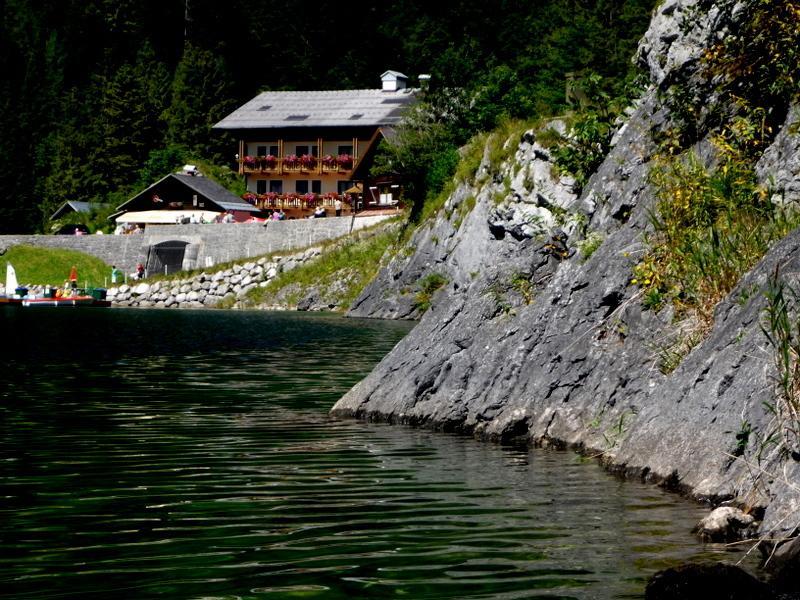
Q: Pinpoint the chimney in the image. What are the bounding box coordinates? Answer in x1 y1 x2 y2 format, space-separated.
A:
381 70 408 92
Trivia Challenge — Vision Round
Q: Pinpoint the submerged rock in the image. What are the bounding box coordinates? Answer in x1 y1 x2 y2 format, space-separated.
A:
645 563 774 600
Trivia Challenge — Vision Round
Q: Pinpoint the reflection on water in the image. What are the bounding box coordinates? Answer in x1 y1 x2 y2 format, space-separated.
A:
0 308 750 599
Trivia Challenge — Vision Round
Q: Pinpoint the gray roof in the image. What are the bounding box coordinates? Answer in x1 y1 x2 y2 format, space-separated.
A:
116 173 259 214
50 200 95 221
213 88 417 130
171 173 258 212
381 70 408 80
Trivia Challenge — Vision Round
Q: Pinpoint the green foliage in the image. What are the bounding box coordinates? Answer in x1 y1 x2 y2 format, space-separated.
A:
49 203 118 235
98 43 170 191
1 245 110 287
552 111 613 191
453 195 477 230
0 0 657 232
760 269 800 457
370 121 460 222
634 146 799 325
163 43 237 160
577 231 604 261
706 0 800 107
634 93 800 370
634 1 800 381
550 72 643 191
413 272 448 313
510 273 535 304
245 224 400 311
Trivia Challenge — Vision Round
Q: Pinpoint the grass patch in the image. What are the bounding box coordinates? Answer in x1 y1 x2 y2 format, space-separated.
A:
453 195 477 230
413 272 448 313
1 245 111 287
760 269 800 457
634 150 799 327
577 231 604 261
245 224 401 310
485 117 539 174
635 124 800 371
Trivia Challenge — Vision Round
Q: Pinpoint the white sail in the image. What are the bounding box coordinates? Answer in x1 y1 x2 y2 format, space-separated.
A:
6 263 18 295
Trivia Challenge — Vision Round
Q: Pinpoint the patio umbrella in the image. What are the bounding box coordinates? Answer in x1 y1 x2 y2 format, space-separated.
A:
344 183 363 194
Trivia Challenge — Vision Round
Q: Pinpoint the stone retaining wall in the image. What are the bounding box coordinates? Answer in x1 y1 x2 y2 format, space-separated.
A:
0 214 394 277
0 235 144 275
108 246 321 309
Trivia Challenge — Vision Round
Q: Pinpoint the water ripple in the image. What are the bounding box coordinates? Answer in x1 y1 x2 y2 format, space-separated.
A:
0 309 753 599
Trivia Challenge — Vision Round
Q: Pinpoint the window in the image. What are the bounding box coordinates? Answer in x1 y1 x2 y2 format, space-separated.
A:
311 180 321 194
295 180 309 194
337 145 353 156
256 145 267 156
256 180 267 194
269 145 279 156
295 145 318 156
269 180 283 193
337 180 353 195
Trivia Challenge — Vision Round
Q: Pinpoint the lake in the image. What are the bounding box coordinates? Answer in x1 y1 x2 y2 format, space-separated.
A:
0 308 752 599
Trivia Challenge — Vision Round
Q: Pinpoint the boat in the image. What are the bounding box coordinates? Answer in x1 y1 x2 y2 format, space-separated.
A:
1 263 110 307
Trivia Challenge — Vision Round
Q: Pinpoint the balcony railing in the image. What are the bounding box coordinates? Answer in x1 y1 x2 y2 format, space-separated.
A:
240 154 355 175
241 192 353 211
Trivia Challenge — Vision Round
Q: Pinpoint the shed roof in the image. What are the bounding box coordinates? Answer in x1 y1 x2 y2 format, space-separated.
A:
213 88 417 130
116 173 259 214
49 200 112 221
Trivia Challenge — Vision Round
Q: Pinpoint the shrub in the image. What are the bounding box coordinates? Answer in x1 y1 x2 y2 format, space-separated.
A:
760 268 800 458
413 272 448 312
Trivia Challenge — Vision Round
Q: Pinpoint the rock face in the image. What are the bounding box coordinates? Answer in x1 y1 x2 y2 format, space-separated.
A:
334 0 800 560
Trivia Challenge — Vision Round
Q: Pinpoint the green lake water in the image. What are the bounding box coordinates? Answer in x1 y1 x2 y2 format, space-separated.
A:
0 308 753 599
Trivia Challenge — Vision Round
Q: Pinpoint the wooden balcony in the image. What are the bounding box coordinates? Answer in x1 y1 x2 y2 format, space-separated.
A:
240 156 356 176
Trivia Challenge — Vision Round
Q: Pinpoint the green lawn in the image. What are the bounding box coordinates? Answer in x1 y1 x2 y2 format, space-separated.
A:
1 245 112 287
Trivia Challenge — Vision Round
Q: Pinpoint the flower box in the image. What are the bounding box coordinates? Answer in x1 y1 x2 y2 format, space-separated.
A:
337 153 353 169
283 154 301 169
260 154 278 170
300 154 317 170
321 155 338 170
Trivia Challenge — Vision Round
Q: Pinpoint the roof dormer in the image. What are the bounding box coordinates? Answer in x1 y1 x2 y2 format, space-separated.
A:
381 70 408 92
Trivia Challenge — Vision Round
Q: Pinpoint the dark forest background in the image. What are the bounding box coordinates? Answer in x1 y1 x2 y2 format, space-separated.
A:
0 0 654 233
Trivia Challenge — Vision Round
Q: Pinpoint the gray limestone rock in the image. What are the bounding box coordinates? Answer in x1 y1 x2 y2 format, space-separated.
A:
693 507 757 542
335 0 800 546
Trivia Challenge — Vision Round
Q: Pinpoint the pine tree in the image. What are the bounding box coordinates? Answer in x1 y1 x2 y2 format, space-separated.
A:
163 43 236 159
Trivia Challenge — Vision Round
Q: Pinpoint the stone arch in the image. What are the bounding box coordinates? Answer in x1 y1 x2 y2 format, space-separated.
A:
146 240 189 276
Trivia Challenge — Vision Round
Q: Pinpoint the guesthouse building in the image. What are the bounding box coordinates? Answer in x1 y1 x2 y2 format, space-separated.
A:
213 71 418 217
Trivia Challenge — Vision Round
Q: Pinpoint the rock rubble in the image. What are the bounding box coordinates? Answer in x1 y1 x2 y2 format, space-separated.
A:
106 247 321 309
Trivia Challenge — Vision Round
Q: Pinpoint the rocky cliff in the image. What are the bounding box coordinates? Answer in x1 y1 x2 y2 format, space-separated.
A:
334 0 800 573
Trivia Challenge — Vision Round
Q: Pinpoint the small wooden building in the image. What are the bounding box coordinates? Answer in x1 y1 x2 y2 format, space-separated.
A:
113 171 260 225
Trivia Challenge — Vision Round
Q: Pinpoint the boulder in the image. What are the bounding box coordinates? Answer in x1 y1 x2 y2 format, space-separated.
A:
645 563 774 600
693 507 757 542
